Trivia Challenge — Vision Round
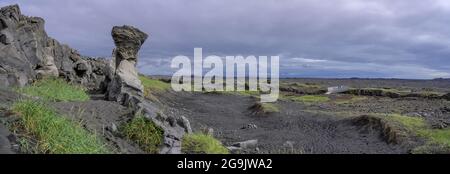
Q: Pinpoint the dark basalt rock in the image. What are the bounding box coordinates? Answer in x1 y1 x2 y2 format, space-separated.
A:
0 4 108 90
0 4 190 154
107 25 188 154
107 25 147 103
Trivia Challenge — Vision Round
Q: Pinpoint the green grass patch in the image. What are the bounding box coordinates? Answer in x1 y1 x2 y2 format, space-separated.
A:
182 133 229 154
385 114 450 153
139 75 171 93
17 78 89 102
139 76 171 102
334 96 367 104
11 100 110 154
260 103 280 113
121 116 164 154
291 82 323 89
286 95 330 103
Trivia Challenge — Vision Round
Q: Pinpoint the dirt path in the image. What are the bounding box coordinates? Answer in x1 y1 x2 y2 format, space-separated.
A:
158 91 407 154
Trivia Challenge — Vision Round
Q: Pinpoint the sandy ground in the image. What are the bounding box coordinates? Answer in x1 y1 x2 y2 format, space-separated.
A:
159 91 407 154
152 78 450 154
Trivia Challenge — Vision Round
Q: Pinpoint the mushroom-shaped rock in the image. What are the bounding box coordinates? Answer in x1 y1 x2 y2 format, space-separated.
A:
107 25 148 105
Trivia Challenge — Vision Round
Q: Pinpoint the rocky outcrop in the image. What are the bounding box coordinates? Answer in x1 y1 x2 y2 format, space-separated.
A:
105 25 188 154
0 4 190 154
0 5 108 91
107 25 147 105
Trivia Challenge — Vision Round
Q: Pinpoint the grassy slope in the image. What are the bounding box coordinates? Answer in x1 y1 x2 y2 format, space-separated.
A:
139 75 171 102
11 78 111 154
17 78 89 102
384 114 450 153
12 100 110 154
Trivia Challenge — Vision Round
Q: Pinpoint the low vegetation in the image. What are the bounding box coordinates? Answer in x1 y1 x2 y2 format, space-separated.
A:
334 96 367 104
290 82 323 89
182 133 229 154
347 87 445 99
121 116 164 154
17 78 89 102
286 95 330 103
11 100 110 154
259 103 280 113
139 75 171 102
384 114 450 153
248 102 280 115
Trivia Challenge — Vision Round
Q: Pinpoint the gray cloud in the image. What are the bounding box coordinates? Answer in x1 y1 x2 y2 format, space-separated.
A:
2 0 450 78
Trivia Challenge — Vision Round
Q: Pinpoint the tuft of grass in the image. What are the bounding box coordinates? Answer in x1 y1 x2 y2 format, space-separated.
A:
11 100 110 154
260 103 280 113
121 116 164 154
248 102 280 115
287 95 330 103
182 133 229 154
17 78 89 102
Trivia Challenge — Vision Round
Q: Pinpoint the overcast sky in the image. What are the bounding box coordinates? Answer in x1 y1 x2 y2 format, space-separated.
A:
2 0 450 79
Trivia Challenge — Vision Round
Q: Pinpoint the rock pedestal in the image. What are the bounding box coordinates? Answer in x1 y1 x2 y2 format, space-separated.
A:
106 25 188 154
107 25 147 106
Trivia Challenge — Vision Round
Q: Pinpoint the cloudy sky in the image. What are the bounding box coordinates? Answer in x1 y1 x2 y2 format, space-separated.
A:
2 0 450 79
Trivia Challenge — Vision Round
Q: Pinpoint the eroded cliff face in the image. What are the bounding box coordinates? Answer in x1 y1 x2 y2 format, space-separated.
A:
0 4 108 91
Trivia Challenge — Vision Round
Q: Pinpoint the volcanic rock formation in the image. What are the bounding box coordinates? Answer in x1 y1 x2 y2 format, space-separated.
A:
0 4 108 90
106 25 188 154
107 25 147 105
0 4 190 154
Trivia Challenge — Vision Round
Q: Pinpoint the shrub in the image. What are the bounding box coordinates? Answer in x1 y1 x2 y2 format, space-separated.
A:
182 133 229 154
121 116 164 154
